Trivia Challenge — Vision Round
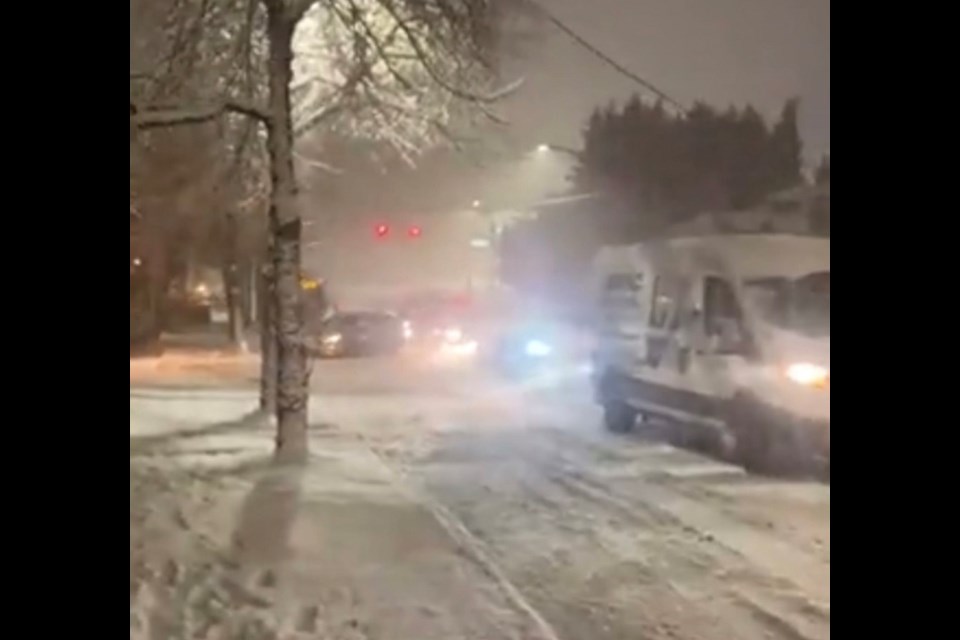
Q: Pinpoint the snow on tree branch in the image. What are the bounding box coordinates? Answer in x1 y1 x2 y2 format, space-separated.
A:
133 100 270 129
290 0 522 162
132 0 524 213
131 0 272 214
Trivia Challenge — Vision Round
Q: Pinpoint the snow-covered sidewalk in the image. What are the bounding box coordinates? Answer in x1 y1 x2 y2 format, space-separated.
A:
130 384 546 640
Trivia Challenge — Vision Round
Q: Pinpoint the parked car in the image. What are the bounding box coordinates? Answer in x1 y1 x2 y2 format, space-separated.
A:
312 311 407 358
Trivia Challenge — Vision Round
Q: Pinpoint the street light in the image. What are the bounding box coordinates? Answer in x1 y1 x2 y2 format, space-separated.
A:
537 143 582 159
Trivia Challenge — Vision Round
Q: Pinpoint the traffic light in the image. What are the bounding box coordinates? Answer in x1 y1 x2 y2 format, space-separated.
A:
408 225 422 238
374 223 390 238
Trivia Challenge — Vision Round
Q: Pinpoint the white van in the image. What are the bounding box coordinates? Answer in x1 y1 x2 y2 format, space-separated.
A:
591 234 829 471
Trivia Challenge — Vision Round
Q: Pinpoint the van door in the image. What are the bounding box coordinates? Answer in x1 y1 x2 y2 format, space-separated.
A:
633 273 709 414
644 274 682 371
596 272 646 372
689 275 754 402
616 273 716 418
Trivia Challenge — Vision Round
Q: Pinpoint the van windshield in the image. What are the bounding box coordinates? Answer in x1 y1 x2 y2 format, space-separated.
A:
743 271 830 338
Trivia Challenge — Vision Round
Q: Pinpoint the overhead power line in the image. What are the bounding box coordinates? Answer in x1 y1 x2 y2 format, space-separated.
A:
525 0 688 116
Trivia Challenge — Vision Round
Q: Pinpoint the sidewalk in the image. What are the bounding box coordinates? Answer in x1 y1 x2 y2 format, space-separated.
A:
130 388 548 640
160 325 262 353
131 328 261 389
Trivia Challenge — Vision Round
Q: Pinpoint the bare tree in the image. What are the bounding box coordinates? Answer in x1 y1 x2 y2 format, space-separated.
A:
132 0 271 352
132 0 520 464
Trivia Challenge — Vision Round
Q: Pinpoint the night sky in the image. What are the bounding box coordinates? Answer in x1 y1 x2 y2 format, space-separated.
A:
502 0 830 159
304 0 829 216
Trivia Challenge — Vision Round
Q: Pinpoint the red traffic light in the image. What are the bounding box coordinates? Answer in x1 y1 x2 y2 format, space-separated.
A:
374 223 390 238
408 225 422 238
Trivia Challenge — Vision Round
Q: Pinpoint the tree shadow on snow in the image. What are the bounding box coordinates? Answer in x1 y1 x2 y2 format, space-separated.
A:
230 461 306 572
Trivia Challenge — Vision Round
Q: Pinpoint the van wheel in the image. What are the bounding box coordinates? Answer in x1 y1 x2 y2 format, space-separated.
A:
733 422 773 473
675 423 724 457
728 397 774 473
604 401 637 433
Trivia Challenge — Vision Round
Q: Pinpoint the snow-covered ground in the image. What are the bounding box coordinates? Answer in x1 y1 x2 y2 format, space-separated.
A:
131 352 829 640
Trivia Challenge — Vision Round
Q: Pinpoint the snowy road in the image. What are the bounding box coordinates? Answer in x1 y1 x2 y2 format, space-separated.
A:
131 355 829 639
310 358 830 640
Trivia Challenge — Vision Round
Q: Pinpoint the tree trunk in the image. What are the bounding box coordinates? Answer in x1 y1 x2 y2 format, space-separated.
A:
258 260 278 414
264 6 309 464
224 266 246 350
222 211 247 351
241 261 255 327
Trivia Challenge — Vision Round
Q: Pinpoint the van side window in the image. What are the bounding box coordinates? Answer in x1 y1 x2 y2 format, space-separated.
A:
649 276 677 329
602 274 643 309
604 274 642 295
704 277 742 337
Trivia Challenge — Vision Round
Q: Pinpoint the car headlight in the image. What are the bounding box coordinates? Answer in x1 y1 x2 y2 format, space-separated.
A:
441 340 478 357
784 362 829 389
402 321 413 340
322 333 342 345
524 339 553 357
189 283 212 303
443 327 463 343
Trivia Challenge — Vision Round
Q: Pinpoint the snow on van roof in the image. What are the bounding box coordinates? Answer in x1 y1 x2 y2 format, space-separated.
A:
594 234 829 281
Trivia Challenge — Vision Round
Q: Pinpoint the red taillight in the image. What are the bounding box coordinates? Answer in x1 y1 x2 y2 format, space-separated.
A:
408 225 422 238
375 223 390 238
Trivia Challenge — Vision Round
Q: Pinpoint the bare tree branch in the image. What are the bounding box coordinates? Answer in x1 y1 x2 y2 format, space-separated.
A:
133 100 270 129
294 149 345 174
341 0 417 93
375 0 518 104
293 102 347 137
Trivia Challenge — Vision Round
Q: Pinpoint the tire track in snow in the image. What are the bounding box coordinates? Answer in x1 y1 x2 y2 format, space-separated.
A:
548 461 828 640
355 431 565 640
546 430 830 602
534 424 830 639
394 425 818 640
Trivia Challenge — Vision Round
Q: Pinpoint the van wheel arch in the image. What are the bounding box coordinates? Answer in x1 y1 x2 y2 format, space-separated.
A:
727 393 774 472
603 400 637 433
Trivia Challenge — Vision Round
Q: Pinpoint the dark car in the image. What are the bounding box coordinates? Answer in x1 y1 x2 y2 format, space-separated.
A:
313 311 407 358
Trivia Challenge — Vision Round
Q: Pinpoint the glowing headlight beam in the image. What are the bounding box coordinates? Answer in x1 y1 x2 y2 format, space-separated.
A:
785 362 829 388
524 339 553 357
439 340 478 358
